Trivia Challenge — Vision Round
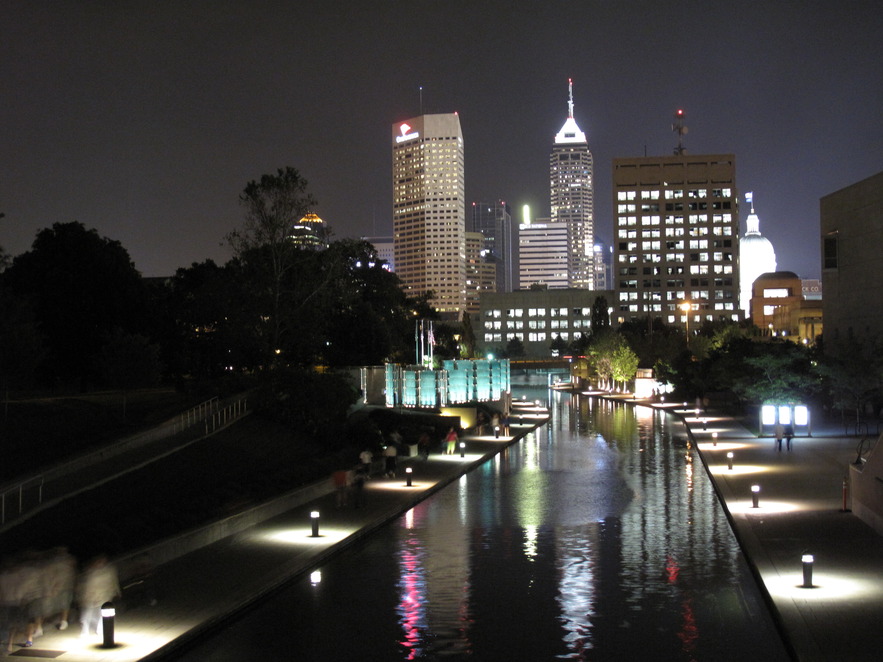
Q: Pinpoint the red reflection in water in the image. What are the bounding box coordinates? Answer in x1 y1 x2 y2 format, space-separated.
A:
396 535 426 659
678 595 699 657
666 555 680 583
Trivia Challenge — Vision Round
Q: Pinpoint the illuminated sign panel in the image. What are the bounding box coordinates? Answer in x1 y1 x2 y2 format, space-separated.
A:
396 122 419 143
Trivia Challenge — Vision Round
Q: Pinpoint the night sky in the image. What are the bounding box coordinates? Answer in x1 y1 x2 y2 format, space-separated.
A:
2 1 882 280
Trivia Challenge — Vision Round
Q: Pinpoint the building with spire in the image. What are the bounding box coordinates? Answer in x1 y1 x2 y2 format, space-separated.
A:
391 113 466 319
551 79 594 289
738 192 777 317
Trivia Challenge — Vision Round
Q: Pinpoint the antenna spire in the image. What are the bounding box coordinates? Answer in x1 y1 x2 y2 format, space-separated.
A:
567 78 574 118
672 108 688 155
419 86 423 116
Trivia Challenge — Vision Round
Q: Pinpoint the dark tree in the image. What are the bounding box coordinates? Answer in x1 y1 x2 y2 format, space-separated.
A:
2 222 147 387
229 167 316 364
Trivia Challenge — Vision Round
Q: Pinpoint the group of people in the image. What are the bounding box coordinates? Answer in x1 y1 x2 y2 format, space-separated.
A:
774 422 796 451
0 548 121 653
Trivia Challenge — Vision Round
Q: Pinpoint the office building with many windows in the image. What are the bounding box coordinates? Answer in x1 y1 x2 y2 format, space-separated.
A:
518 215 569 290
613 154 740 327
392 113 466 318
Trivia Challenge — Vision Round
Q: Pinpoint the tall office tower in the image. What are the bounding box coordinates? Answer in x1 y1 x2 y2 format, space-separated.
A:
464 231 496 315
470 200 514 292
550 79 594 289
612 154 740 327
392 113 466 318
518 206 569 290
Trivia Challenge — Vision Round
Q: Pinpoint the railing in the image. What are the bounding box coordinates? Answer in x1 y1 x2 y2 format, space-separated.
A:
1 477 44 525
179 397 220 432
204 398 248 436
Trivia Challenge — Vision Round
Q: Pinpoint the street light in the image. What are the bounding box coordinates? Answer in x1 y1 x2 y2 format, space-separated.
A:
680 301 692 342
405 466 413 487
727 452 734 470
751 484 760 508
802 554 814 588
310 511 320 537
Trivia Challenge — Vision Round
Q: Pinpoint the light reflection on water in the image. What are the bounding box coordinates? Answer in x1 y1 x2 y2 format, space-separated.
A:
175 388 789 661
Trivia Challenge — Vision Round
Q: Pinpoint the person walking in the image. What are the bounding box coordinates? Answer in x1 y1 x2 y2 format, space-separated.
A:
444 427 458 455
359 448 374 477
77 555 121 638
784 424 795 451
383 443 398 478
332 469 350 507
774 422 784 452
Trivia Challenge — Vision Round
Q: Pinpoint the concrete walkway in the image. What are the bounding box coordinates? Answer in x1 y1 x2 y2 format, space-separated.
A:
598 391 883 662
3 402 550 661
7 394 883 661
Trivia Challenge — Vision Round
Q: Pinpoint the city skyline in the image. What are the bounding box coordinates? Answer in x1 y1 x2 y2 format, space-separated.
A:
2 1 882 279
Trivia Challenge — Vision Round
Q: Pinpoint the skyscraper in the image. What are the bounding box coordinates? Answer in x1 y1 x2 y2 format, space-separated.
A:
392 113 466 318
551 79 594 289
612 154 740 327
470 200 514 292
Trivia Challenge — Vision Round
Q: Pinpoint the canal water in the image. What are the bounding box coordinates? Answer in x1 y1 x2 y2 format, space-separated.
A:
175 388 790 661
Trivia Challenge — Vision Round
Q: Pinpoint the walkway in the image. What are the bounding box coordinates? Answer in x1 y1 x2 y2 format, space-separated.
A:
3 402 550 660
599 391 883 662
6 394 883 661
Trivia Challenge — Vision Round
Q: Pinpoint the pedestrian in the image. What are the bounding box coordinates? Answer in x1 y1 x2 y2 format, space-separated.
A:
418 432 431 459
444 427 458 455
774 422 784 452
351 466 367 508
383 443 398 478
77 555 121 638
1 555 28 654
44 547 76 630
359 448 374 477
784 424 795 451
502 411 510 435
332 469 350 507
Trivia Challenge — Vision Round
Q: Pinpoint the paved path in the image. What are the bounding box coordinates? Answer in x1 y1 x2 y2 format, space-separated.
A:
3 402 549 661
602 392 883 662
7 395 883 661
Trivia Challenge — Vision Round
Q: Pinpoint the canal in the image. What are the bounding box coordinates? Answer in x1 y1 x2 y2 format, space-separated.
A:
174 387 790 660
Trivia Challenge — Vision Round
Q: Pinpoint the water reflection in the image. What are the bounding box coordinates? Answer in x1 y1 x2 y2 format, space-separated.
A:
176 389 788 661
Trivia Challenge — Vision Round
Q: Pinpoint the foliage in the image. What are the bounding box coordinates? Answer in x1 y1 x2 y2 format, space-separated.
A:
550 334 568 356
611 342 640 384
0 287 46 389
97 329 163 391
728 340 819 404
258 367 358 448
459 312 477 359
816 335 883 423
1 222 147 387
505 337 526 358
228 167 317 363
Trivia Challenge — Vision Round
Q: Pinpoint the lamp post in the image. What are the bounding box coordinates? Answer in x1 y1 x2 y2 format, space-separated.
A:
405 467 413 487
802 554 814 588
101 602 116 648
459 441 466 458
751 484 760 508
727 452 734 470
310 511 320 537
681 301 692 344
712 432 718 446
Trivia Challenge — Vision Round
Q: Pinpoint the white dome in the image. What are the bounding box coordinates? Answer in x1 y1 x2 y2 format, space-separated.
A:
739 197 777 316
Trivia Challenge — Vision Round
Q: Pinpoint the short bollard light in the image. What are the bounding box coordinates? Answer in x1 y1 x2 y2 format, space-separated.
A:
702 417 707 430
494 425 500 439
310 511 320 537
712 432 718 446
727 452 734 470
802 554 814 588
460 441 466 458
101 602 115 648
751 484 760 508
405 467 413 487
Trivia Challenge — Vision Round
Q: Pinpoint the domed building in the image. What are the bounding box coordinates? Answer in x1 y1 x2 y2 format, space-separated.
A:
739 192 777 316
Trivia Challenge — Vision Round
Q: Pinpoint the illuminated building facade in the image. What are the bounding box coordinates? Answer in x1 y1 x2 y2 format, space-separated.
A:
392 113 466 318
290 212 329 250
518 214 569 290
551 80 594 289
612 154 740 327
739 192 777 317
